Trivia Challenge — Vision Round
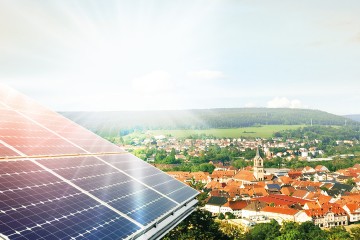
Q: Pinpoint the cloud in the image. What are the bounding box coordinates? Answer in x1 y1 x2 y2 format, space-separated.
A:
267 97 307 109
132 71 173 94
188 70 225 80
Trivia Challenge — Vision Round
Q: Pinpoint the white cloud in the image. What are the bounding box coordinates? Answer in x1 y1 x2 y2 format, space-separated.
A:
132 71 173 94
267 97 307 109
187 70 225 80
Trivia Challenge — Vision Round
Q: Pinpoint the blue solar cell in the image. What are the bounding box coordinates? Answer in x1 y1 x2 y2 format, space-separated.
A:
0 87 198 239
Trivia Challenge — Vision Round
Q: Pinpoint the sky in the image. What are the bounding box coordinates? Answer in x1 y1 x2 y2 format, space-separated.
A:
0 0 359 115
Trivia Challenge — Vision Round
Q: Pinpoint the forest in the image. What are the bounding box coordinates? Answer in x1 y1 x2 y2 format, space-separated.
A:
61 108 356 136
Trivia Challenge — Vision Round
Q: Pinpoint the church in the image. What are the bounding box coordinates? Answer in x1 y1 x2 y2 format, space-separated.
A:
253 147 264 181
233 147 265 183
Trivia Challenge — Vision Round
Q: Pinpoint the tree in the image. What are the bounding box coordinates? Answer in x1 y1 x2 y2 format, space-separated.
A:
326 226 351 240
219 221 245 240
163 209 230 240
350 226 360 240
346 178 356 186
218 213 225 220
297 221 323 240
249 219 280 240
225 212 236 219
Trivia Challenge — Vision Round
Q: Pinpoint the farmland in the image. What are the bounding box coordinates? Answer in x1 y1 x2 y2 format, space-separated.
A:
125 125 305 139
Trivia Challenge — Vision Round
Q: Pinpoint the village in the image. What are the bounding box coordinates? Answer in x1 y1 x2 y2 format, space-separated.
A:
167 150 360 229
124 133 357 163
123 133 360 229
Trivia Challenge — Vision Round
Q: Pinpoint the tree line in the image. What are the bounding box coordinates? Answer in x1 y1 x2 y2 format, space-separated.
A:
61 108 356 137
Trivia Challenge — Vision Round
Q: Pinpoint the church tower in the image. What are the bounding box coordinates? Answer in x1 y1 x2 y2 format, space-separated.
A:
253 147 264 181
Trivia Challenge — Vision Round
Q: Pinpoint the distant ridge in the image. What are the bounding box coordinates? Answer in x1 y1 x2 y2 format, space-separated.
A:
344 114 360 122
60 108 355 136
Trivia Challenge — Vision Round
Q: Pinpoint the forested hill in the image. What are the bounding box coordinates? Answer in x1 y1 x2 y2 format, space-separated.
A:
60 108 354 135
344 114 360 122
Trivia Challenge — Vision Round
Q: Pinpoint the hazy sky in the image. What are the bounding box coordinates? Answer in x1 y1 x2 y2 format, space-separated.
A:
1 0 359 114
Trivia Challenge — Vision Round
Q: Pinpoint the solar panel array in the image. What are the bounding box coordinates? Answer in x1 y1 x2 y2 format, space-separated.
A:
0 86 198 240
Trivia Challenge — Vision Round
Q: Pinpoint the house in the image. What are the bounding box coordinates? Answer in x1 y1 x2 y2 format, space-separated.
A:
277 176 293 185
260 206 312 224
205 180 226 190
288 170 302 179
302 166 316 174
241 200 268 219
281 186 296 196
342 203 360 222
304 204 348 228
265 184 281 194
255 194 311 208
204 196 228 215
233 170 257 184
315 165 330 173
220 200 249 218
314 172 328 181
190 172 211 183
326 183 356 197
211 170 236 183
291 189 310 199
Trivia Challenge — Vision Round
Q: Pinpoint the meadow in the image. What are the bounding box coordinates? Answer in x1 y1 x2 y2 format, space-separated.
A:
136 125 305 139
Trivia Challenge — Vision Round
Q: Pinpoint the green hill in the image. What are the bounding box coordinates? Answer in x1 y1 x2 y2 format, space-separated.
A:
60 108 354 137
344 114 360 122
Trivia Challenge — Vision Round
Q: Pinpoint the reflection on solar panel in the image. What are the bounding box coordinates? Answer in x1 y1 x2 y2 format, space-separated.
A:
0 85 198 240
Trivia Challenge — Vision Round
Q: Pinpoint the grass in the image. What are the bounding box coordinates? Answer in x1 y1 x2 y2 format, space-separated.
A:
130 125 305 139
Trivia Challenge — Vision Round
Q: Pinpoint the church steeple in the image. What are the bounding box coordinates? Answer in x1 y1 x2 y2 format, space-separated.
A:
253 146 264 181
256 147 260 158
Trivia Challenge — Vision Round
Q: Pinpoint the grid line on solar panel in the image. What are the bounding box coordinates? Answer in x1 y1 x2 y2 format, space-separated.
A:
151 178 174 187
0 88 199 239
105 187 148 204
35 157 187 227
28 159 145 228
135 171 164 180
4 204 141 240
2 103 123 158
5 202 103 236
87 179 133 192
0 192 83 214
39 155 182 207
98 154 199 199
94 154 199 204
0 180 64 193
70 171 120 181
94 155 180 204
70 215 136 240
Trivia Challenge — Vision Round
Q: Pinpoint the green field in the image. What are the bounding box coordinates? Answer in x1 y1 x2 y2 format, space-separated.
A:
137 125 305 138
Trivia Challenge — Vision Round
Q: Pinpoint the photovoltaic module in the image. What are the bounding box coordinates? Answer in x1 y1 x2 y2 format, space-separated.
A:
0 85 198 240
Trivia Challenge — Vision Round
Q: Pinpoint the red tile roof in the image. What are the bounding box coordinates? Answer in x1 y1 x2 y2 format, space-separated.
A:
222 200 249 210
305 203 346 217
254 194 311 206
233 170 256 182
344 203 360 214
261 206 299 216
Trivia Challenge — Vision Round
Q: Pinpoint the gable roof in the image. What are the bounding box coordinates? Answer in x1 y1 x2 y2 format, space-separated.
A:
344 203 360 214
305 203 347 217
233 170 257 182
266 184 281 190
291 189 309 199
206 196 228 206
222 200 249 210
261 206 299 216
281 186 296 196
255 194 311 206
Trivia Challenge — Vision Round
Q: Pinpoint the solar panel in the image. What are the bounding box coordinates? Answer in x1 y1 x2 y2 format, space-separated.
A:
0 85 198 240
